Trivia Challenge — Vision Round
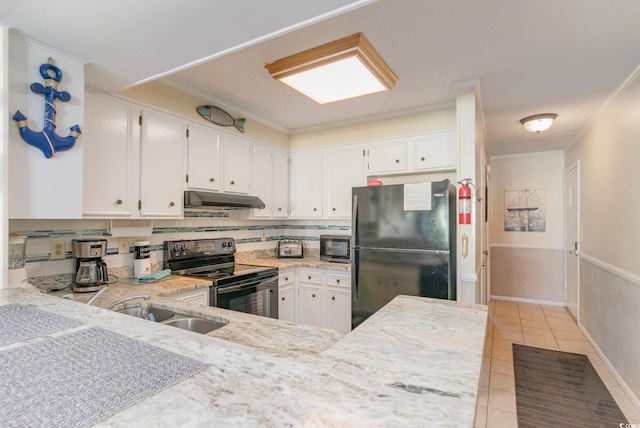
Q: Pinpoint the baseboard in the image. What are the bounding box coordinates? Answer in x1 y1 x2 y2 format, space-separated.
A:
577 322 640 415
490 295 565 306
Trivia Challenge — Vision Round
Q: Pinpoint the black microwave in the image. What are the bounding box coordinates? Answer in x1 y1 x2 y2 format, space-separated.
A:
320 234 351 263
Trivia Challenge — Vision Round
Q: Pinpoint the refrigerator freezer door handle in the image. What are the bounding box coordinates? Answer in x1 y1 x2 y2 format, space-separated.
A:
352 194 358 302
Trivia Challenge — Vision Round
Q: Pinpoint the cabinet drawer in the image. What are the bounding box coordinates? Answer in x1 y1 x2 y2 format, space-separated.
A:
168 288 209 305
326 274 350 288
279 271 295 285
298 271 323 284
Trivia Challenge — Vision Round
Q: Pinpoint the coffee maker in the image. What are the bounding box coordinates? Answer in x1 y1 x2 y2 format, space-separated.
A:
72 239 109 292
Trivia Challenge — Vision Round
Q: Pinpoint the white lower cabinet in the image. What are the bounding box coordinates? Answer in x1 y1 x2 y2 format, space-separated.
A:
278 286 295 323
297 270 324 328
295 269 351 332
166 288 209 306
325 273 351 333
278 269 296 323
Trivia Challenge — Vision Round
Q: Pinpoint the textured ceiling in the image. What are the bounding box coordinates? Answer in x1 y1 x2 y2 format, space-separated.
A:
3 0 640 156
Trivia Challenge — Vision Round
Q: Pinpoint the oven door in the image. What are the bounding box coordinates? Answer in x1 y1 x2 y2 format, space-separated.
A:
211 274 278 319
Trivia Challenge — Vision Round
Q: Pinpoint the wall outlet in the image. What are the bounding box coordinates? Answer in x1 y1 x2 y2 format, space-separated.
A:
50 239 66 260
118 237 130 254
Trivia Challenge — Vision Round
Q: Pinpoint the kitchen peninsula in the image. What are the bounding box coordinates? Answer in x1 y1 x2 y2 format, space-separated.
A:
0 281 487 427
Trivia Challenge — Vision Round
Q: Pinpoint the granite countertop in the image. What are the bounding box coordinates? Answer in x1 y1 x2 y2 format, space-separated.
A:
236 249 351 271
1 279 487 426
30 274 344 357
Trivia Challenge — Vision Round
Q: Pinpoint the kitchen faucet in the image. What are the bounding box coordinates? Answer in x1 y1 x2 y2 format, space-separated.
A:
105 294 151 310
86 286 109 306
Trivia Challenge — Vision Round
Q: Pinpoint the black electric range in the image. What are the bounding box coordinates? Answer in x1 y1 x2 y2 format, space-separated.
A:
164 238 279 319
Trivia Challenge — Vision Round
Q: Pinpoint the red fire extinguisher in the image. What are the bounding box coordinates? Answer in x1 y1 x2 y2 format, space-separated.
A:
459 180 471 224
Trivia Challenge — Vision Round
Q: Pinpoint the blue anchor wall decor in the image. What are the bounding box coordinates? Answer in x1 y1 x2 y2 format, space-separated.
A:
13 62 81 158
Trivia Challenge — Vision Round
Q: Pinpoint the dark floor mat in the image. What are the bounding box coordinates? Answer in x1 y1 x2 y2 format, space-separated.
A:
513 344 628 427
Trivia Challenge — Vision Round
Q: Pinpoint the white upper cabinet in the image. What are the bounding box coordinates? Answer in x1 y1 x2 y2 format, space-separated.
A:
139 108 184 217
290 151 324 218
251 145 289 218
411 130 456 171
83 95 137 216
251 144 274 218
223 135 252 194
326 145 365 218
272 150 289 218
366 139 408 174
185 123 221 191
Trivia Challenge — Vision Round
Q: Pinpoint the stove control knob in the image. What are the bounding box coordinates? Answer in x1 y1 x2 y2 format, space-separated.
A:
180 244 187 252
172 244 180 253
221 241 228 248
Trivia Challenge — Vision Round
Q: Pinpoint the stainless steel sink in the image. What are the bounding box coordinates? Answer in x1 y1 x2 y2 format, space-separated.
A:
163 318 227 334
115 307 176 322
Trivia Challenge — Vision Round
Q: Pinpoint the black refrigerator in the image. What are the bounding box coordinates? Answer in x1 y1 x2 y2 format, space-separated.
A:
351 180 456 328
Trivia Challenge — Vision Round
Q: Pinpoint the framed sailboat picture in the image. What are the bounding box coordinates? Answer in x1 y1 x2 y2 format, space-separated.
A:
504 189 546 232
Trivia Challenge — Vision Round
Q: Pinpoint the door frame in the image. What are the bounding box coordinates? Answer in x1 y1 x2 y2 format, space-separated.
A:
564 161 580 320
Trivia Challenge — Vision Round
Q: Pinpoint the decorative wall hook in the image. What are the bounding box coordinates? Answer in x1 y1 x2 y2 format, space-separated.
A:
12 61 81 158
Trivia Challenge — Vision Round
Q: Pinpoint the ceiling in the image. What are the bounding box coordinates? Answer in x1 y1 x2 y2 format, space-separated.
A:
3 0 640 156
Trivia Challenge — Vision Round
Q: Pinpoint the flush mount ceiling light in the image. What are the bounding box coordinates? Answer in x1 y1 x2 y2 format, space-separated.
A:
265 32 398 104
520 113 558 134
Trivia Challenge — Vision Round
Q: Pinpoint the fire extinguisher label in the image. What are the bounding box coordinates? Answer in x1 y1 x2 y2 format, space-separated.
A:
460 198 470 213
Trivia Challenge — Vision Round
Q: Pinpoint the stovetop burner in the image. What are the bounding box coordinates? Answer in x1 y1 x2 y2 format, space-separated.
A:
163 238 278 287
186 271 231 280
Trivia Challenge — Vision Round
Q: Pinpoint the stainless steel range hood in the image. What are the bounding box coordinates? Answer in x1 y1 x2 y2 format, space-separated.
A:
184 191 265 210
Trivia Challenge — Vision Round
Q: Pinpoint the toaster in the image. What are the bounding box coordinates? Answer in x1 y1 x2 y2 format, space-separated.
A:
277 240 304 258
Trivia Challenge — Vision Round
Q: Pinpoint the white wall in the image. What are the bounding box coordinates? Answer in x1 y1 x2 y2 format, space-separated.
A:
489 151 565 303
117 81 291 150
290 108 455 150
566 65 640 402
1 26 8 287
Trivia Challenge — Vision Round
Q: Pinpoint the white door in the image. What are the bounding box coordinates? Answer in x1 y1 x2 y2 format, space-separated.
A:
565 164 580 320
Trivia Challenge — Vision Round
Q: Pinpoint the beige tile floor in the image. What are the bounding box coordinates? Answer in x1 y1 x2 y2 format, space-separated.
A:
474 300 640 427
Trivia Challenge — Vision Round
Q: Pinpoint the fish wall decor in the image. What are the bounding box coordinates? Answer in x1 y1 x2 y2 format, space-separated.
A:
197 105 245 133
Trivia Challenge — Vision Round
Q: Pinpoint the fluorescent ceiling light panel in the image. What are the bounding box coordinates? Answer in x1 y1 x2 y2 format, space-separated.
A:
266 33 397 104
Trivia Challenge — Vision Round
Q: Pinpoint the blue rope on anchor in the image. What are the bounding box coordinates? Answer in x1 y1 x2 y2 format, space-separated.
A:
13 63 81 159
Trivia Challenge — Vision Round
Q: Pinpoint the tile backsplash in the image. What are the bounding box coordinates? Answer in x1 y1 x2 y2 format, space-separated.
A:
9 214 350 278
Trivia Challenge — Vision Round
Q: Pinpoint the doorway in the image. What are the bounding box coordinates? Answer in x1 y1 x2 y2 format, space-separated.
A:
564 162 580 320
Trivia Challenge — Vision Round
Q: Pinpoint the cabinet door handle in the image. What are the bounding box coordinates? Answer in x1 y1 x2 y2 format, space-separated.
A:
332 296 336 301
332 208 336 211
209 177 215 182
116 199 123 205
308 276 311 280
281 297 285 301
420 156 425 161
278 207 282 211
336 279 340 284
312 294 316 298
230 180 235 185
284 277 289 281
313 208 317 211
169 201 175 207
395 159 399 163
